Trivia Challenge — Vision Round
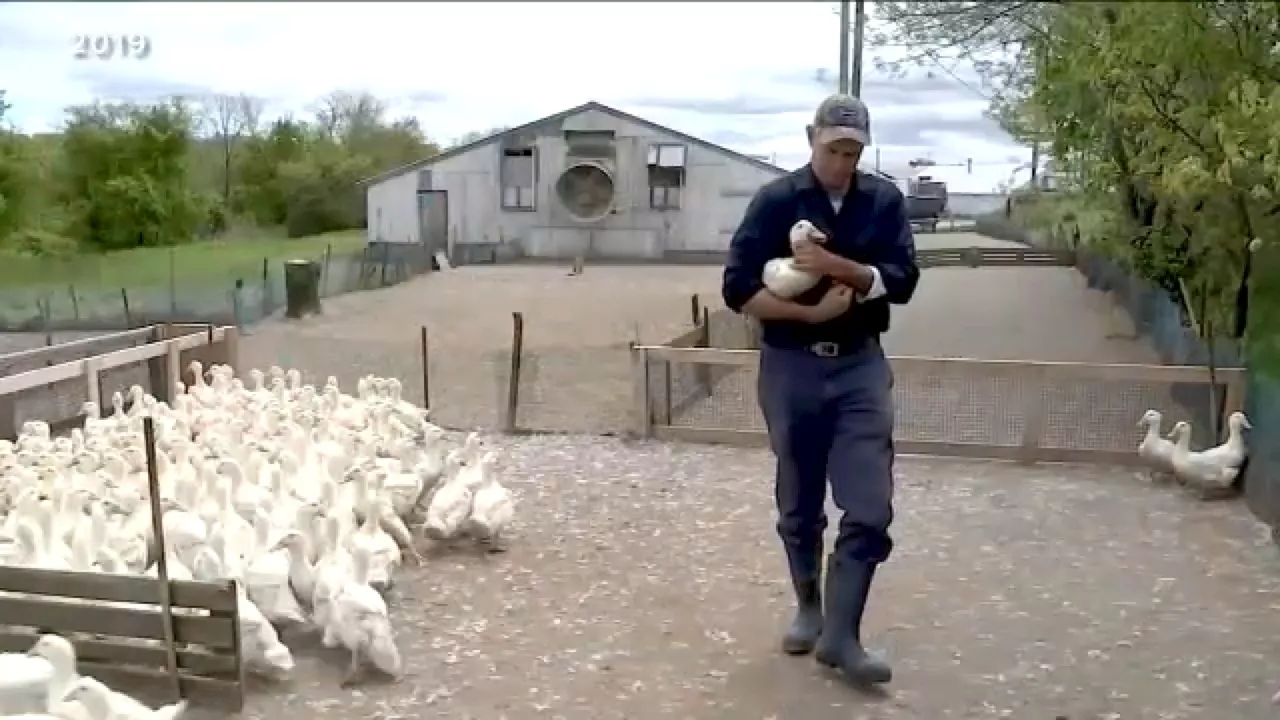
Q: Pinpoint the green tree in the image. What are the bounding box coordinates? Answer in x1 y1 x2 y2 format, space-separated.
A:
60 99 204 250
877 2 1280 366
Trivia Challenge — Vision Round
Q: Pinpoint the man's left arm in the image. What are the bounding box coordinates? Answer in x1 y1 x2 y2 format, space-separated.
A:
827 190 920 305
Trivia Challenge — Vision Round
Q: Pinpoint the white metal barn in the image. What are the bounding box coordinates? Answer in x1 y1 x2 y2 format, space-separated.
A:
359 101 787 263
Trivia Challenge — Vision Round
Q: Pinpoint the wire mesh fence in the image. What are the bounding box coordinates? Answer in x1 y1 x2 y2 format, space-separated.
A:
642 348 1238 461
233 295 721 437
0 242 434 332
976 216 1277 526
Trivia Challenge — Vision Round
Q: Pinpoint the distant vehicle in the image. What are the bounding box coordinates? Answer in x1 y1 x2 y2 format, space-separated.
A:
906 175 948 231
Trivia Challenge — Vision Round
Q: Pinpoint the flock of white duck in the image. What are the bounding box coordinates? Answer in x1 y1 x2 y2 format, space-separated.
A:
0 361 516 718
1136 408 1251 491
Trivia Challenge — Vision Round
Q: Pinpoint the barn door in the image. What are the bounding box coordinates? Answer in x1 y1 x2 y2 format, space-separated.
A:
417 190 448 260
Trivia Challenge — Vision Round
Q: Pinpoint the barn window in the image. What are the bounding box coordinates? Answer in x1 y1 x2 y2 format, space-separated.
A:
647 143 686 210
501 147 536 211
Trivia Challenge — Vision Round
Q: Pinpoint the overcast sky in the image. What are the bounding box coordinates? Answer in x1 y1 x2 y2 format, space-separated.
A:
0 1 1030 193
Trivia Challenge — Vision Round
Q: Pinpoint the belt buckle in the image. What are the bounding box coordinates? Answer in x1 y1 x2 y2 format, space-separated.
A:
811 342 840 358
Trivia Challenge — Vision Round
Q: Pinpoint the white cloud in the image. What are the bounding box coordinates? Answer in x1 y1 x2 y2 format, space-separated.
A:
0 1 1028 191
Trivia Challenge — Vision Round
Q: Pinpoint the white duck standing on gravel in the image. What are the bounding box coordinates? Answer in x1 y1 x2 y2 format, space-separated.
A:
1167 420 1247 491
330 544 403 687
1191 411 1251 468
424 450 475 541
762 220 825 299
467 451 515 550
1136 409 1177 481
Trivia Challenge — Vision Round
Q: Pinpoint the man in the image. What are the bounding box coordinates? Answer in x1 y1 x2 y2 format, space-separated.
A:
721 94 919 686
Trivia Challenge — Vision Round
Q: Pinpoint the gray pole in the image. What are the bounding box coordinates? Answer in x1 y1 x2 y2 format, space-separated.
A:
851 0 866 96
838 0 850 94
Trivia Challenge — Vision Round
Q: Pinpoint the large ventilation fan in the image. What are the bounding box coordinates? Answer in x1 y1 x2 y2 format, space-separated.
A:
555 161 615 223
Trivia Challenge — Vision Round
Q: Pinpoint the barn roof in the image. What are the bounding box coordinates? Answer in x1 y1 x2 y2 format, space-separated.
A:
358 100 789 187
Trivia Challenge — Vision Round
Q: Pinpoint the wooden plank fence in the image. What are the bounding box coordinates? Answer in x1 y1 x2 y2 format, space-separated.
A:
0 566 244 709
0 323 239 438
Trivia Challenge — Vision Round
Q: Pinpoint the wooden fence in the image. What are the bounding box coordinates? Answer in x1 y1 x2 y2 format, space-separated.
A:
0 323 239 438
0 566 244 709
630 345 1247 467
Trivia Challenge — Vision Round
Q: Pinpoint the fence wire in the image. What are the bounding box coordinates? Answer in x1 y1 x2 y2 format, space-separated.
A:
648 354 1222 455
236 310 690 436
977 214 1278 526
0 242 434 332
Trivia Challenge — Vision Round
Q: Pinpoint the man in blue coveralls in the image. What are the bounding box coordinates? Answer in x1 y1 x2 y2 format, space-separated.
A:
721 94 919 686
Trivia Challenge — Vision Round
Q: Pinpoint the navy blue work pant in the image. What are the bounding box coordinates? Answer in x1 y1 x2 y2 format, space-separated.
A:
757 341 895 582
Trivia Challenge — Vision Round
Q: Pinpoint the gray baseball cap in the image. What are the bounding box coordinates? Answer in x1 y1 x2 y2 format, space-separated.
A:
811 93 871 146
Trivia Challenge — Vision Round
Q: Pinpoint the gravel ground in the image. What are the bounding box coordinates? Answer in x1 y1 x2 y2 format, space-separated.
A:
6 236 1277 717
177 435 1279 720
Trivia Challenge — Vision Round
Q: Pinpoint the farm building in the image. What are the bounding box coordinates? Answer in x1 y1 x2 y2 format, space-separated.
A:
359 101 787 263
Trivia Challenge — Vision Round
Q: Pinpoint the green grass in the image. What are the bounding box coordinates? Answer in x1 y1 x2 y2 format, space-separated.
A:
0 229 367 289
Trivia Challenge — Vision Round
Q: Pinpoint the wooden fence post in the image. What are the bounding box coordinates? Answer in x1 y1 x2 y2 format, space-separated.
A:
696 306 712 396
690 294 701 326
631 344 653 438
147 325 170 402
503 312 524 433
142 416 182 701
260 258 270 318
420 325 431 410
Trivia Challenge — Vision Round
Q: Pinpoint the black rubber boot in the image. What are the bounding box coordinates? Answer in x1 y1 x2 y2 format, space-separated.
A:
814 555 892 685
781 578 823 655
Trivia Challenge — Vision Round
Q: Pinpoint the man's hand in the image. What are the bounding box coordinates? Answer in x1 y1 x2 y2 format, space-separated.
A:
791 229 841 275
802 284 854 323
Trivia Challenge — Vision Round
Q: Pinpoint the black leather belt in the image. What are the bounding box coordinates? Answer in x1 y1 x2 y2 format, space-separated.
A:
763 337 877 358
791 340 871 357
807 341 846 358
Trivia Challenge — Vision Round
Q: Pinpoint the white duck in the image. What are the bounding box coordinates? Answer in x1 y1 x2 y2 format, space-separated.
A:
762 220 824 299
60 676 187 720
243 508 308 627
330 544 402 687
467 451 515 550
25 634 79 709
1193 411 1251 467
423 451 474 541
1136 409 1177 480
1168 421 1242 491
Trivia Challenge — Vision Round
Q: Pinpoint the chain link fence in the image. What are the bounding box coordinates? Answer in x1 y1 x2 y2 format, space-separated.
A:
0 242 433 332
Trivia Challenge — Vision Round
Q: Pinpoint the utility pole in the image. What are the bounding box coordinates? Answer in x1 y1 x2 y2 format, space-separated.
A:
851 0 866 96
838 0 851 94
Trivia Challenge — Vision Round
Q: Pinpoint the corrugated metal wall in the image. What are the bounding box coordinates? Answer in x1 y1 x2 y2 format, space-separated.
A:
364 106 784 261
